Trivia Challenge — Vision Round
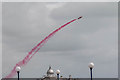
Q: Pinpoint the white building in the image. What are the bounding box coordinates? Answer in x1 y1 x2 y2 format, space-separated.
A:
42 66 56 80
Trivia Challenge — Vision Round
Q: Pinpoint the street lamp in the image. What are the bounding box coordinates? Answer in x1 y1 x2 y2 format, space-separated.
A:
56 70 60 80
88 62 94 80
16 66 21 80
68 75 72 80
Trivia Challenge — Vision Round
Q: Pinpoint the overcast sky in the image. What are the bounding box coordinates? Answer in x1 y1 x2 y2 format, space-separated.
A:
2 2 118 78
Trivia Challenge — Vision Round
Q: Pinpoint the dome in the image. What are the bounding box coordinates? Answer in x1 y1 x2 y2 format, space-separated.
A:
47 66 54 74
49 69 54 73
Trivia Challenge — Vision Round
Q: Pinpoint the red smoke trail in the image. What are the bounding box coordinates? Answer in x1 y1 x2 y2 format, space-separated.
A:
5 17 82 78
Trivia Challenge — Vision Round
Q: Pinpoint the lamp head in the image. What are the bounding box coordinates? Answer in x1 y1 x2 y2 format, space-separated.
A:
16 66 21 72
56 70 60 74
88 62 94 69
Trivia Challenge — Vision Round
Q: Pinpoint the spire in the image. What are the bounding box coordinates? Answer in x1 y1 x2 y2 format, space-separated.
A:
49 65 51 70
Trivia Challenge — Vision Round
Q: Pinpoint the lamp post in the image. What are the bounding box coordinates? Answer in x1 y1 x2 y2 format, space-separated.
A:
88 62 94 80
56 70 60 80
16 66 21 80
68 75 71 80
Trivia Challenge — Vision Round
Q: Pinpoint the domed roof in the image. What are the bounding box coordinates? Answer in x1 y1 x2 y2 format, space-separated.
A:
47 66 54 74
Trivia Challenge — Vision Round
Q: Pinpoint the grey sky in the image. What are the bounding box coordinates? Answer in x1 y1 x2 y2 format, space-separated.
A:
2 2 118 78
